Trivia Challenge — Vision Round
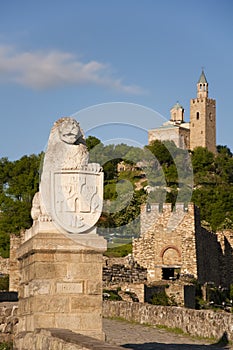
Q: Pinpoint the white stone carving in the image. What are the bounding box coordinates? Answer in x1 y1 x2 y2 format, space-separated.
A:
31 117 103 234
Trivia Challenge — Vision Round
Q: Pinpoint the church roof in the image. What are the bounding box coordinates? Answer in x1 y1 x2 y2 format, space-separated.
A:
171 101 183 110
198 70 208 84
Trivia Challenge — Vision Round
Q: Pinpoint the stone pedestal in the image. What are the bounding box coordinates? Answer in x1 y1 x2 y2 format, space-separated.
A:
17 223 106 340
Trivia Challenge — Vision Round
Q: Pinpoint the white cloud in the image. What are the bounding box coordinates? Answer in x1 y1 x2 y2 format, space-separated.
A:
0 45 143 94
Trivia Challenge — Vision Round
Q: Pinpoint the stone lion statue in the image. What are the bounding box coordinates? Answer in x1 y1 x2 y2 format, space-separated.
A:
31 117 100 222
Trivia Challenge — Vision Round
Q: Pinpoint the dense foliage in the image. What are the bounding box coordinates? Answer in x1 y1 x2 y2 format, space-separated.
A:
191 146 233 230
0 154 42 256
0 136 233 257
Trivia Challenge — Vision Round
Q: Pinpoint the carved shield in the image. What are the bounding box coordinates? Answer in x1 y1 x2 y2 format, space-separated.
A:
51 169 103 233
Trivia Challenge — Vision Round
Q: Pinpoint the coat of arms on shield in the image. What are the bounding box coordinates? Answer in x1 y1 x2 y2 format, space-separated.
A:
51 169 103 234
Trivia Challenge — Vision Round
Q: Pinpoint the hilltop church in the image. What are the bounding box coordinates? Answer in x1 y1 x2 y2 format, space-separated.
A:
148 70 216 153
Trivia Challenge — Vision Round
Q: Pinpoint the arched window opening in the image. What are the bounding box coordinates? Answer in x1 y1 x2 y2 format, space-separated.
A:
196 112 199 120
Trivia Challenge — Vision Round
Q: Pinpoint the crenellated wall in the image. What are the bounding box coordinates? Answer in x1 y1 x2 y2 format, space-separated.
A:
133 203 198 281
133 202 231 287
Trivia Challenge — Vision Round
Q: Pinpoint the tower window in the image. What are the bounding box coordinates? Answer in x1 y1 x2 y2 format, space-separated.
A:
209 113 212 121
200 84 202 90
196 112 199 120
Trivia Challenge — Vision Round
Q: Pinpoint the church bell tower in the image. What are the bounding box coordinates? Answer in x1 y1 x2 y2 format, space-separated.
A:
189 70 216 153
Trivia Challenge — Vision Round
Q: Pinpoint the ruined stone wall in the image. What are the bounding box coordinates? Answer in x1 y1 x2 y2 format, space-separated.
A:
0 257 9 275
120 283 145 303
133 203 198 281
195 224 221 286
217 230 233 287
194 207 222 285
0 302 18 343
133 202 226 286
103 300 233 341
103 263 147 287
9 234 22 292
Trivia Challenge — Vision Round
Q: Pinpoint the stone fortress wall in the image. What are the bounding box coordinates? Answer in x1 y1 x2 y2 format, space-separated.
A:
0 257 9 275
133 202 233 287
103 261 147 287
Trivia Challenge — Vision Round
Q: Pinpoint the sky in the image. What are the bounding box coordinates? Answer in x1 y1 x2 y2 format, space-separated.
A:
1 0 233 160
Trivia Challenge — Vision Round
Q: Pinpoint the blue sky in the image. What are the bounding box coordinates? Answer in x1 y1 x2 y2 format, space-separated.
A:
1 0 233 160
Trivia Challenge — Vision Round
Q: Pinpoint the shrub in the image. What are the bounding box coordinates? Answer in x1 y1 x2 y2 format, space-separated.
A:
150 291 177 306
0 342 13 350
103 289 122 301
0 275 9 291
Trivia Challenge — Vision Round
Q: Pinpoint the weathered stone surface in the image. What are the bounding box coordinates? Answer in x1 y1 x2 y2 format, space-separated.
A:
0 302 18 343
103 300 233 341
133 203 197 282
9 234 23 292
14 328 124 350
17 231 105 339
3 302 233 346
133 202 225 287
56 282 83 294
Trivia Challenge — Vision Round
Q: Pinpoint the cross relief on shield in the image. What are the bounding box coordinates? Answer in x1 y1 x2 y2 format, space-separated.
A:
53 170 103 233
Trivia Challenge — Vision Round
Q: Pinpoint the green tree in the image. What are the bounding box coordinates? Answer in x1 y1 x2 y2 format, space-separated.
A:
0 154 42 235
86 136 101 151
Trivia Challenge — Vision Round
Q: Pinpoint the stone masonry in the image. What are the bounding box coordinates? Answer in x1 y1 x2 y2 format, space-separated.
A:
103 300 233 342
9 234 22 292
148 70 216 153
17 226 106 340
133 202 232 287
103 263 147 286
133 203 198 282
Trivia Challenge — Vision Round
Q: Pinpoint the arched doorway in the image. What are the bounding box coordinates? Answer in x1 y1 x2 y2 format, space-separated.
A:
160 245 182 280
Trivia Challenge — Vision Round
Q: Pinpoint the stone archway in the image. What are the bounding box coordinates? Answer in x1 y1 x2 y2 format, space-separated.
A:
160 245 182 266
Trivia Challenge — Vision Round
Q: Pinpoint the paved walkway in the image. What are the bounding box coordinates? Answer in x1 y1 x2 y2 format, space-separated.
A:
103 318 232 350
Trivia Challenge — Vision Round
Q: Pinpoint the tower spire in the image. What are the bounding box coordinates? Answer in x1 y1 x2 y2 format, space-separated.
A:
197 69 208 98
